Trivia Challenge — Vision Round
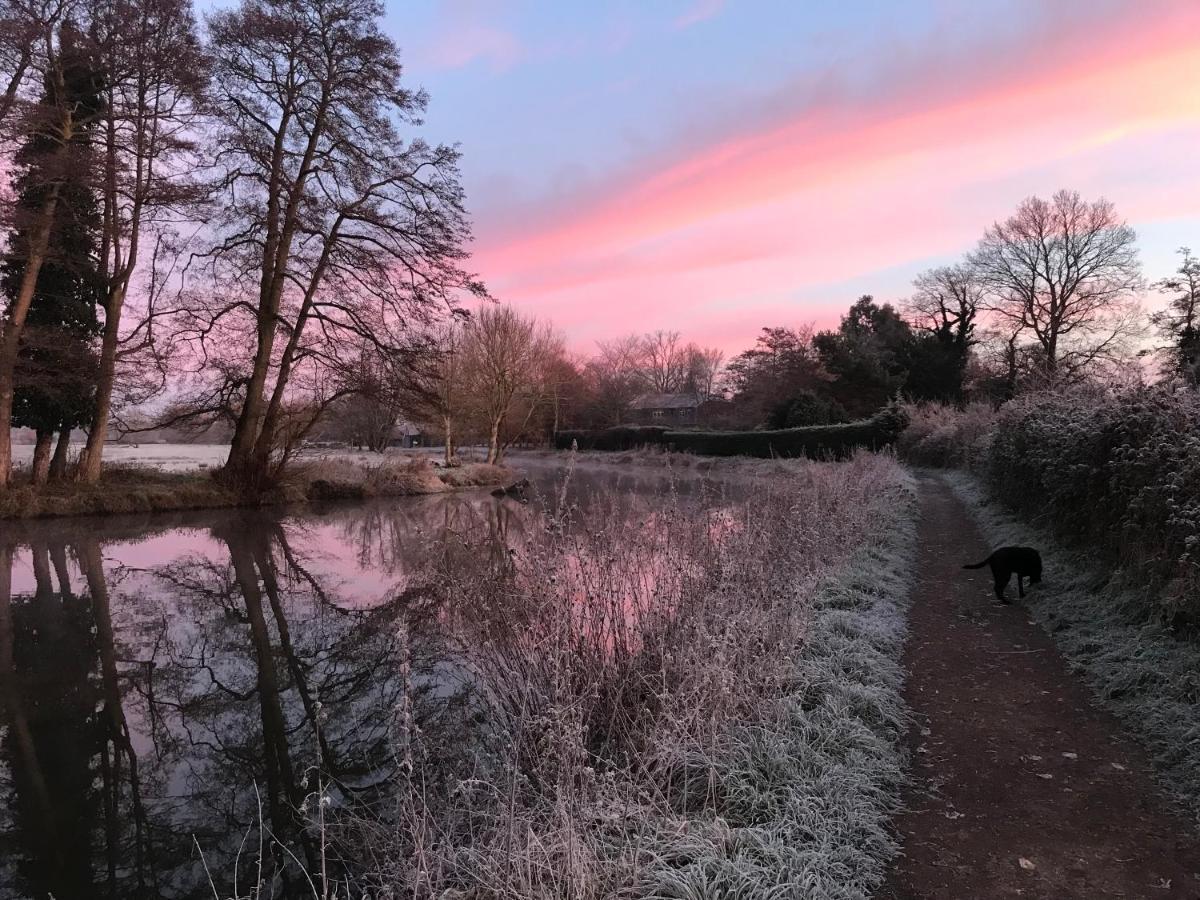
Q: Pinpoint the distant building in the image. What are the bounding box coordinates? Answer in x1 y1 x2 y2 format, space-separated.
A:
628 392 702 426
387 419 425 448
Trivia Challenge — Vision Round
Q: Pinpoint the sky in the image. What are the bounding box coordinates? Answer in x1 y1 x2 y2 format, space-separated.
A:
385 0 1200 355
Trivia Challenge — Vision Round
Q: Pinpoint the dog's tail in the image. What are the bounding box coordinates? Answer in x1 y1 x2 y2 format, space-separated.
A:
962 557 991 570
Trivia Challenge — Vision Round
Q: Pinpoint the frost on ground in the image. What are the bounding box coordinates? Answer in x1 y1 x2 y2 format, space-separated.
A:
945 471 1200 827
635 471 917 900
350 454 917 900
643 501 912 897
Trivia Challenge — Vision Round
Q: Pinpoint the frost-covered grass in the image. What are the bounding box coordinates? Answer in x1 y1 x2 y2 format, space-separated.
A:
633 472 917 898
289 455 512 498
346 453 916 899
0 464 241 519
945 471 1200 827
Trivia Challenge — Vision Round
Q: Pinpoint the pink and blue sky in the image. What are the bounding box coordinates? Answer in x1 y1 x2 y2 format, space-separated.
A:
391 0 1200 353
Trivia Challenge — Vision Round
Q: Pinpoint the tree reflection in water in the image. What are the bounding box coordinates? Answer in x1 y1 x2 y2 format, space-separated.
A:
0 469 716 898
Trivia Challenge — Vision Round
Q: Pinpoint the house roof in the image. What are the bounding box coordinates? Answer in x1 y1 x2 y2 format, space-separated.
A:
389 419 423 437
629 392 702 410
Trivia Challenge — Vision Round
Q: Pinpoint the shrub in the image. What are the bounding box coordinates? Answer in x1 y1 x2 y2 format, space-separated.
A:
362 457 449 495
896 401 998 469
985 385 1200 622
766 390 849 428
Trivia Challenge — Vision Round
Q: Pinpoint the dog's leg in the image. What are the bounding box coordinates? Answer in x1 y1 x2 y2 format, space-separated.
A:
994 573 1010 603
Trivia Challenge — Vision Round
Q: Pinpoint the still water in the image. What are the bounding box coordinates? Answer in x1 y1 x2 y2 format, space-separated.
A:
0 463 728 899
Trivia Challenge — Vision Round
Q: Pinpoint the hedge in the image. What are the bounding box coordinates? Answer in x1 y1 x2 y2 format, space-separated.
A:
555 406 908 459
985 386 1200 621
555 425 671 451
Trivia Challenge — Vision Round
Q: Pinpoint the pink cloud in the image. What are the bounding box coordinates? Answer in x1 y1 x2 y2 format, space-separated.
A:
426 23 523 71
470 1 1200 354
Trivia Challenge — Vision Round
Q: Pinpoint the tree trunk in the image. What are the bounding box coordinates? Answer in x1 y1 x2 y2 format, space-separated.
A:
0 192 61 489
49 429 71 481
487 417 502 465
443 416 454 465
30 430 53 486
222 324 274 489
78 284 125 483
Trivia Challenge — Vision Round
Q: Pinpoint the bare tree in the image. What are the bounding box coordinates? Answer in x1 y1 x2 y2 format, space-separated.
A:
907 263 982 349
421 318 467 465
74 0 206 483
640 329 687 393
461 305 557 465
903 263 983 402
683 344 723 400
326 347 400 451
197 0 484 490
584 334 646 425
0 0 59 129
970 190 1143 380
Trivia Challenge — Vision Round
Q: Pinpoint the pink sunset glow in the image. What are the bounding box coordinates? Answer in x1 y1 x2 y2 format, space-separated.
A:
430 1 1200 353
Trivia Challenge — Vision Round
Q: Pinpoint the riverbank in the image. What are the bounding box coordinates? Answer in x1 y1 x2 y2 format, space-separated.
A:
0 456 515 520
342 453 917 898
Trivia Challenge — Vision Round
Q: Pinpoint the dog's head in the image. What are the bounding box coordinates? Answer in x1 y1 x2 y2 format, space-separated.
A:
1031 554 1043 583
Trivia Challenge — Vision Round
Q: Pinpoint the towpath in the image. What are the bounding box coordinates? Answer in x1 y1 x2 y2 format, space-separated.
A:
880 475 1200 899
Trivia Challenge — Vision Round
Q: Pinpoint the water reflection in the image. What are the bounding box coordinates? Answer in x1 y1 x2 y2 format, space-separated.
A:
0 466 726 899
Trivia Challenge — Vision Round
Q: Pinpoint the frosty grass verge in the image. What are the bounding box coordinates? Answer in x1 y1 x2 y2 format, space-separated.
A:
642 469 918 900
945 471 1200 827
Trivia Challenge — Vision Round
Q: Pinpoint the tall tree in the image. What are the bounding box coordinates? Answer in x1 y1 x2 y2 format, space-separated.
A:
1151 247 1200 385
640 329 687 394
0 0 58 128
970 190 1143 381
904 263 981 402
0 18 103 487
725 326 830 426
682 344 723 400
813 296 913 417
461 304 557 465
200 0 484 490
6 144 105 483
74 0 206 483
584 335 647 426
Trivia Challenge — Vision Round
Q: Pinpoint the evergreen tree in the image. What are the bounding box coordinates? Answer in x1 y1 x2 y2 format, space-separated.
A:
1151 247 1200 385
813 296 914 417
2 21 104 482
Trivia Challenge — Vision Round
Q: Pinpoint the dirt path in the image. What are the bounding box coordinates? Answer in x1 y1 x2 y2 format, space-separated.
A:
880 475 1200 900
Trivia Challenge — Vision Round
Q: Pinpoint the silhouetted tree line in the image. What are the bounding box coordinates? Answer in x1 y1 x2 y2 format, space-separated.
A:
716 190 1197 430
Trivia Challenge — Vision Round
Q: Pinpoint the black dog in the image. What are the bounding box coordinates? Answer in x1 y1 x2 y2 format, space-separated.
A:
963 547 1042 603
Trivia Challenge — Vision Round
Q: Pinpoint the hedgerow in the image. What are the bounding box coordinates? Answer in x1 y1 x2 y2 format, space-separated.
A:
985 386 1200 622
556 405 909 459
895 401 997 469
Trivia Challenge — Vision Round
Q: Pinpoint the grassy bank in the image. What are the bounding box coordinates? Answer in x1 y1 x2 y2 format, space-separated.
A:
339 453 916 898
0 456 515 519
946 472 1200 826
